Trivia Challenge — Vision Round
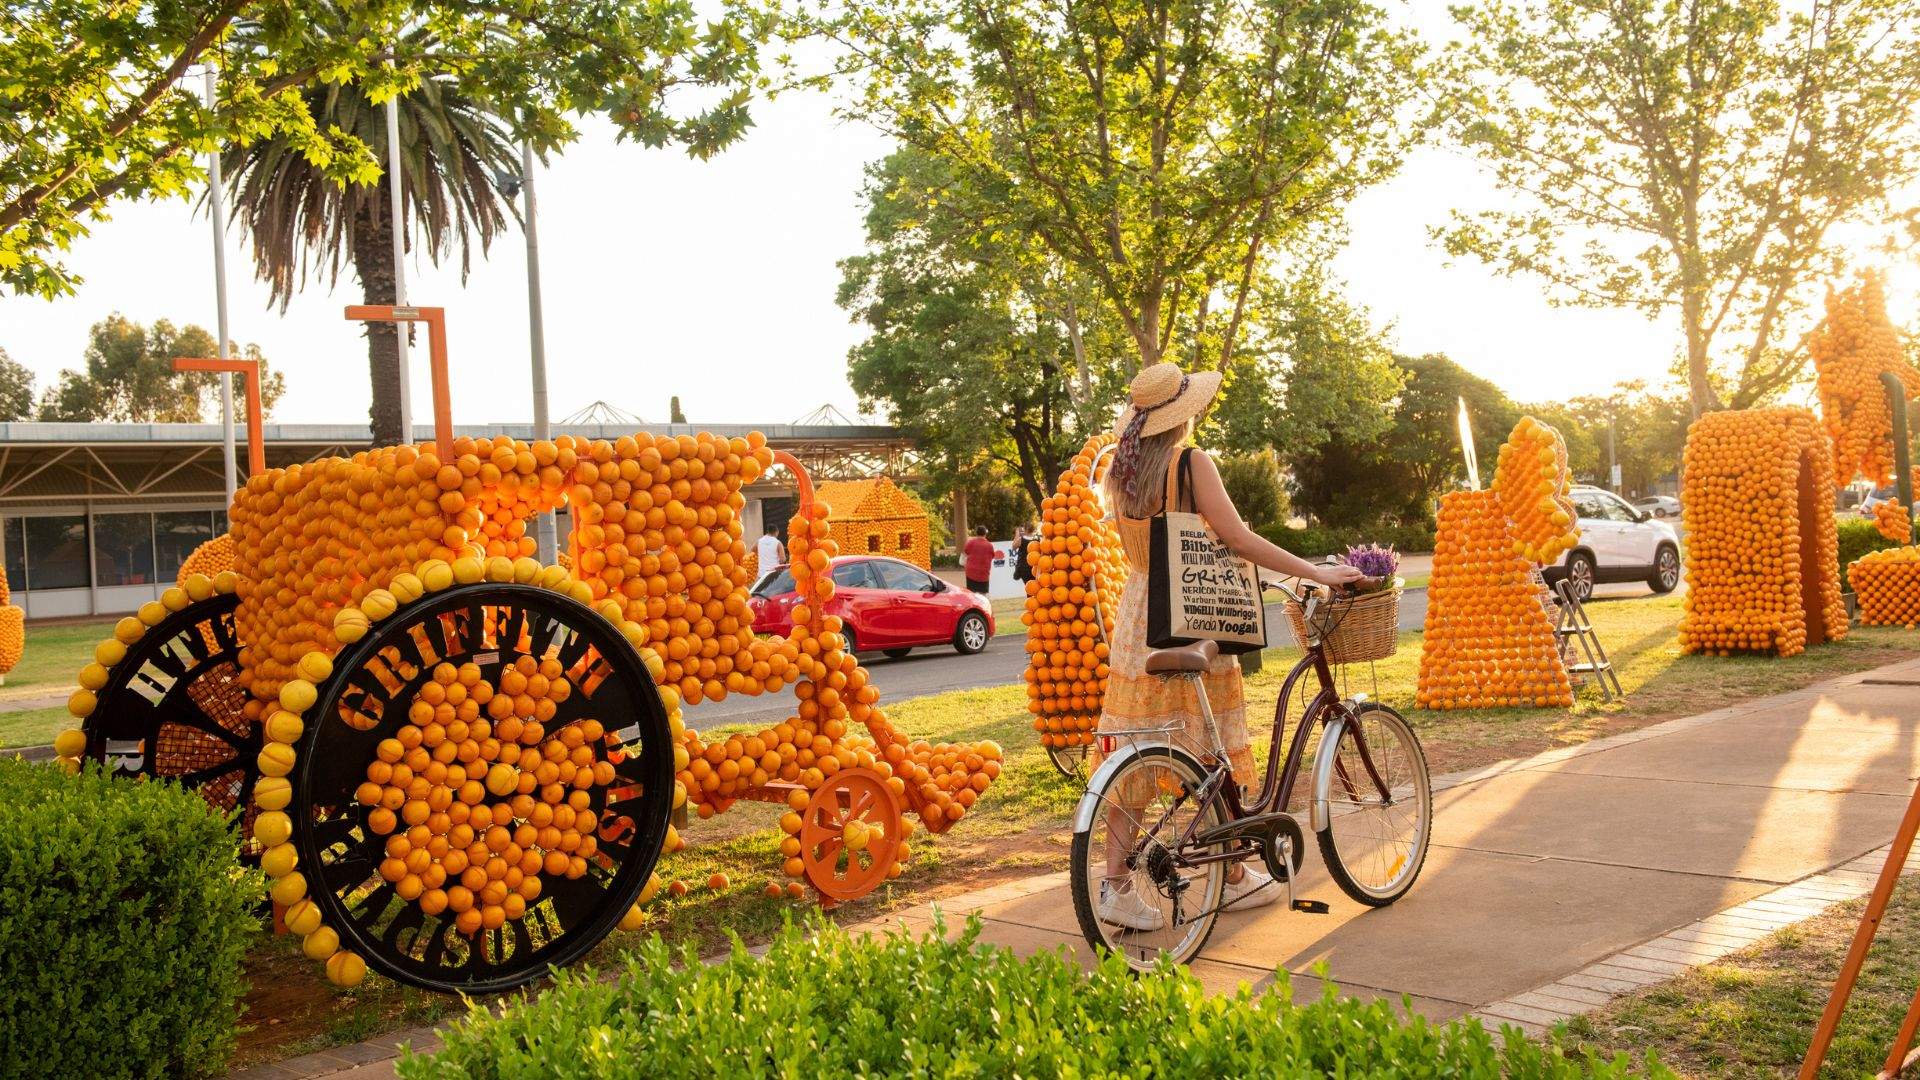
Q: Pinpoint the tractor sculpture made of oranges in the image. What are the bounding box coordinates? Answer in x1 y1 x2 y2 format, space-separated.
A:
49 308 1000 995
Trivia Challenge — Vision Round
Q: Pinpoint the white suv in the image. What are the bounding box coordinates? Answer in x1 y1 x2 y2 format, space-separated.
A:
1541 485 1683 602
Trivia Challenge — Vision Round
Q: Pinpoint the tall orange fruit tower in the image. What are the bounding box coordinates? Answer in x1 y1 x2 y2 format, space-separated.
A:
1416 417 1577 710
0 566 21 684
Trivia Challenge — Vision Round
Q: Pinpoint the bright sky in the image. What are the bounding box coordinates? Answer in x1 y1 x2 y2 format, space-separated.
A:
0 14 1913 429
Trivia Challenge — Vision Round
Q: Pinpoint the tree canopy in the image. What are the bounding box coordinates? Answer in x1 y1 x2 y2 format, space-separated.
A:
0 348 35 421
1442 0 1920 416
816 0 1425 371
1 0 767 298
33 314 286 422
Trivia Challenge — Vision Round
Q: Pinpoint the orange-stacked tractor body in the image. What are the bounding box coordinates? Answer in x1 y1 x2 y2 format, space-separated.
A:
59 430 1001 987
1851 547 1920 628
1678 408 1845 657
176 533 237 585
1022 435 1125 753
1811 271 1920 489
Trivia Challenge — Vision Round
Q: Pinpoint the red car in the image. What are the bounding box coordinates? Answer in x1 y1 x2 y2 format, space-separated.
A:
749 555 994 658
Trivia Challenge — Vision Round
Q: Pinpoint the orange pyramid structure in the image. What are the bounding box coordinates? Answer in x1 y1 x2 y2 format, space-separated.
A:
1416 419 1576 710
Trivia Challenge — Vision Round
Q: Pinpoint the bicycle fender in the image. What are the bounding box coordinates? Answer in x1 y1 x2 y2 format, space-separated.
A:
1308 714 1350 834
1070 740 1193 834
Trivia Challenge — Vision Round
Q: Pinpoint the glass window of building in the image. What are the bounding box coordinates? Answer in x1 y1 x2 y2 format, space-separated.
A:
24 515 89 590
93 513 157 587
2 518 23 591
156 511 216 581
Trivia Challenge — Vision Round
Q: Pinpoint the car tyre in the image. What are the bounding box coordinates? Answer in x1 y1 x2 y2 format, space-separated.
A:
842 625 859 655
1647 543 1680 594
953 611 989 655
1564 551 1596 603
884 648 913 660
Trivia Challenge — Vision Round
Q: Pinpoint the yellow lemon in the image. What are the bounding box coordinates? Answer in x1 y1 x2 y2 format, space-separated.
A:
114 616 145 645
258 742 297 777
93 639 126 667
184 573 214 602
279 680 317 713
253 775 292 812
77 663 109 691
301 925 340 961
254 810 293 848
638 872 663 905
419 560 454 592
390 573 424 604
360 590 397 622
619 905 646 932
261 843 299 879
53 728 87 757
161 586 190 612
284 898 323 935
265 710 304 745
326 951 367 988
297 652 334 684
452 556 484 585
67 690 96 719
213 570 239 593
269 871 308 906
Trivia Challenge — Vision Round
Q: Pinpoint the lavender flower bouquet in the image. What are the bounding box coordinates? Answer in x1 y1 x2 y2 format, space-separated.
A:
1341 543 1401 594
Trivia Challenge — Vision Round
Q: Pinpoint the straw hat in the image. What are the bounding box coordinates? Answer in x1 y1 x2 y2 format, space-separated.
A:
1114 362 1223 438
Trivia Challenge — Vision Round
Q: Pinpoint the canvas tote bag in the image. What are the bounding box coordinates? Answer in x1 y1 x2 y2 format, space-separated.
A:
1146 450 1268 654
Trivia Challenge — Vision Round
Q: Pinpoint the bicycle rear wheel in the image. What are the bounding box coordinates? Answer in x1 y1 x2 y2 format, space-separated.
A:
1070 744 1225 971
1313 702 1431 906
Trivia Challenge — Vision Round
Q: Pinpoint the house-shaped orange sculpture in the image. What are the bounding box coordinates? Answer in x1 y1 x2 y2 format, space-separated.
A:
813 478 932 569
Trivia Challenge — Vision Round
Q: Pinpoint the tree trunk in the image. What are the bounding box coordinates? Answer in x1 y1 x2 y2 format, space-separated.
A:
349 198 406 447
1682 288 1719 419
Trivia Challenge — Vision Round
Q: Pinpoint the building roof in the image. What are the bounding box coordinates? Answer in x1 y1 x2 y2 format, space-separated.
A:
813 477 923 521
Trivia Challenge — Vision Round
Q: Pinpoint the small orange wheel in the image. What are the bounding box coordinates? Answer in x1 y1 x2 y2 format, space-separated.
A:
799 766 903 902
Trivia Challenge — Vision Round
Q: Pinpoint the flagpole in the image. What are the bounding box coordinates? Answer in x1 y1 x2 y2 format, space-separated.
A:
205 70 238 498
521 140 556 562
385 85 413 445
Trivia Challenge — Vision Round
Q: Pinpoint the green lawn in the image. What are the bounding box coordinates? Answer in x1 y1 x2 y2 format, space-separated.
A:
1 619 114 701
1560 878 1920 1078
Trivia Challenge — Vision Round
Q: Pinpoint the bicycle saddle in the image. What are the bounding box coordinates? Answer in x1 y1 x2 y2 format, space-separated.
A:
1144 640 1219 674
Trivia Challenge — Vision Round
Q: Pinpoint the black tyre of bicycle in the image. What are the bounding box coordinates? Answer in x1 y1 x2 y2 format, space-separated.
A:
1313 702 1432 907
82 592 262 846
1045 737 1091 779
291 583 674 994
1070 743 1226 971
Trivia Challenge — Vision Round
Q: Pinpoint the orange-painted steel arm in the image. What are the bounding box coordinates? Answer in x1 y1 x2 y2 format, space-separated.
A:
345 305 452 463
771 450 813 521
173 356 266 475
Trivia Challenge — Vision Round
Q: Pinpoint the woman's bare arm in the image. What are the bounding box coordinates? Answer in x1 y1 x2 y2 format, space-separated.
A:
1187 450 1363 586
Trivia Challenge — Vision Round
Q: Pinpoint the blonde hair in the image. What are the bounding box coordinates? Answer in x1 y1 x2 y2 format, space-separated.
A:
1105 420 1192 519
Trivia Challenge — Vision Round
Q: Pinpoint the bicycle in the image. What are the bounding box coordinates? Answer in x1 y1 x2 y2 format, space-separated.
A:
1068 576 1433 970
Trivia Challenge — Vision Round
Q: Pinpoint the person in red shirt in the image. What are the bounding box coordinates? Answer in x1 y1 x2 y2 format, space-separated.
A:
962 526 995 594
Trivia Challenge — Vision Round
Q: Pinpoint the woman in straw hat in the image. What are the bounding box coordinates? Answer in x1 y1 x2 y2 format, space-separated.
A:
1094 361 1363 932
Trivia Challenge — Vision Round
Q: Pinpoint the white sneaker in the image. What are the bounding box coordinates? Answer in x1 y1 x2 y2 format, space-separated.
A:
1221 866 1280 911
1098 882 1166 931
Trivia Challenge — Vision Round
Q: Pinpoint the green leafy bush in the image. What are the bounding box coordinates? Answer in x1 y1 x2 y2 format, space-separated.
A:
1259 520 1437 560
401 917 1663 1078
0 760 258 1078
1838 516 1905 592
1218 450 1290 530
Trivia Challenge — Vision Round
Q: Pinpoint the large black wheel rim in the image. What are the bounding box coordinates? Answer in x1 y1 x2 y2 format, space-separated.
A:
84 593 260 839
293 583 674 994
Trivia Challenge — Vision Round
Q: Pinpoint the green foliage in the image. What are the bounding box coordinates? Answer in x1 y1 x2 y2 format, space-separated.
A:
0 760 258 1078
35 314 286 422
958 482 1030 540
0 346 34 421
669 396 687 424
401 915 1661 1079
1838 517 1906 592
1441 0 1920 414
1217 451 1289 530
1292 353 1519 528
1528 384 1691 495
1259 520 1437 559
816 0 1425 369
1 0 766 299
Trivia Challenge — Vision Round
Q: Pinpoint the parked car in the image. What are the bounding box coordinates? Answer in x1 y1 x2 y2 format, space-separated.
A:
1632 495 1681 519
1855 486 1920 519
1541 485 1682 602
749 555 994 657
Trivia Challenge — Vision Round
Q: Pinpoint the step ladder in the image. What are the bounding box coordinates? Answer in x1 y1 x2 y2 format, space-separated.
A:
1552 580 1625 701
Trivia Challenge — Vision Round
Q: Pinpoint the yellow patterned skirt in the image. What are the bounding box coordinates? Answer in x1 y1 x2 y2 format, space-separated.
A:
1094 572 1254 798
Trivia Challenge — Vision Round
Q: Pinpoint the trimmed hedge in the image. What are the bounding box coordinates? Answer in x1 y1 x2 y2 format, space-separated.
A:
1838 516 1906 593
1259 520 1437 561
400 917 1662 1078
0 760 258 1078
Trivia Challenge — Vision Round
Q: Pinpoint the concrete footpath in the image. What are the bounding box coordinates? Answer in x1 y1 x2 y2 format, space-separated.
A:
232 656 1920 1078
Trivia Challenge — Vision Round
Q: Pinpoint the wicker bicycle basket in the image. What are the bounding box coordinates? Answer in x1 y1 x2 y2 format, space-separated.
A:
1284 583 1401 665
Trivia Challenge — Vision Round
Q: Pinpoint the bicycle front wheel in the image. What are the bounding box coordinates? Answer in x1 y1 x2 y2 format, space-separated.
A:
1070 744 1226 971
1313 703 1431 907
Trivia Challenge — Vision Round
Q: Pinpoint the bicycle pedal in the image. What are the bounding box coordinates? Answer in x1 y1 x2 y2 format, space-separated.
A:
1291 899 1330 915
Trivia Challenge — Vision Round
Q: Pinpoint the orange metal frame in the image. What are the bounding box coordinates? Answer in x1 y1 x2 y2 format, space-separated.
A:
345 305 454 463
172 356 267 475
1801 774 1920 1078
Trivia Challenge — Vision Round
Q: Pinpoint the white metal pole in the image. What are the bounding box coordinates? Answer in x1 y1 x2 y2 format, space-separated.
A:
385 89 413 444
522 140 557 562
205 70 238 498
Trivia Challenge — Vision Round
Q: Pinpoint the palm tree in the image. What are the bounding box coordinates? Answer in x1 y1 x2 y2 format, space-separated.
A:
221 51 519 446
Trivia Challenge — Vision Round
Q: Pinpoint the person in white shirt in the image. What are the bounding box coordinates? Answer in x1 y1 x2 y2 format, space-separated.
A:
755 528 786 572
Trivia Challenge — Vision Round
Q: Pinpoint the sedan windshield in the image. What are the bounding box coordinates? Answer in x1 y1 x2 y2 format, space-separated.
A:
753 567 795 597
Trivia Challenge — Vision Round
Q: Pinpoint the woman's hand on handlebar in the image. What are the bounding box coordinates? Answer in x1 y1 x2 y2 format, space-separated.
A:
1311 563 1367 588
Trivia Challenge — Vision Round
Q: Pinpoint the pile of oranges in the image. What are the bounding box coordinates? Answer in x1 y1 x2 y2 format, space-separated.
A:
1022 435 1124 751
175 534 236 586
1851 546 1920 627
1875 499 1913 544
1678 408 1845 657
1492 416 1578 564
0 565 21 684
1416 489 1573 709
1811 271 1920 489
